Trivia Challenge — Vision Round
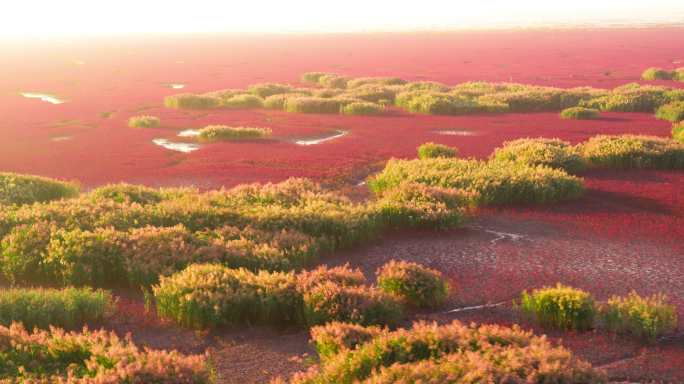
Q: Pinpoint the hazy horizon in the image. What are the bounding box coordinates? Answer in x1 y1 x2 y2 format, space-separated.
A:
3 0 684 39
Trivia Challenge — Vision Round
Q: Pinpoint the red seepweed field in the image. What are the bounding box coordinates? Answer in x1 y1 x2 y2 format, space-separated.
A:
2 27 684 382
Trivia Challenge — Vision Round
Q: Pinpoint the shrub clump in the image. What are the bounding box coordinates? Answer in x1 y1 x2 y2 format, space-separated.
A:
417 142 458 159
89 183 164 205
376 260 449 308
248 82 293 98
309 321 386 361
655 100 684 122
642 67 673 80
673 122 684 143
0 287 114 329
301 72 335 85
0 173 79 206
285 97 347 114
579 134 684 169
580 84 670 113
560 106 600 120
347 77 406 88
519 283 596 330
368 158 584 206
0 322 212 382
197 125 272 141
600 291 677 340
396 91 506 115
285 321 604 384
164 93 221 109
491 138 586 173
127 115 160 128
340 101 384 115
222 93 264 109
374 183 473 229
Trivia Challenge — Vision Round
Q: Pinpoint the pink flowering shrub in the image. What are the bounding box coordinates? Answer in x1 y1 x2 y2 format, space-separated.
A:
0 322 213 382
376 260 450 308
309 322 386 361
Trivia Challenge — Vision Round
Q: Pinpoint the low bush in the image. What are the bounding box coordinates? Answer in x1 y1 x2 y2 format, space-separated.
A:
600 291 677 340
560 106 600 120
164 93 221 109
285 320 604 384
579 134 684 169
222 94 264 109
0 287 114 329
285 97 345 114
374 183 473 229
673 122 684 143
417 142 457 159
340 101 384 115
675 67 684 82
642 67 673 80
477 88 564 112
248 82 293 98
396 91 506 115
346 77 406 88
153 263 398 329
263 93 308 110
491 137 586 173
342 85 396 103
303 282 403 327
0 173 79 206
580 84 670 112
301 72 334 85
319 74 349 89
0 222 54 284
376 260 449 308
655 100 684 122
89 183 164 205
309 321 385 361
519 283 596 330
127 115 160 128
197 125 272 141
402 81 450 92
368 158 584 206
0 322 212 382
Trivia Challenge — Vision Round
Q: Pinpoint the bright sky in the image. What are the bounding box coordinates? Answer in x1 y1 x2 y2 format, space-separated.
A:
2 0 684 38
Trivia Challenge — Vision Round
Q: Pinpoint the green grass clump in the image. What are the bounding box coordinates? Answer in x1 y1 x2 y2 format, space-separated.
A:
368 158 584 206
655 100 684 122
263 93 308 110
579 134 684 169
376 260 449 308
342 85 396 103
0 287 114 329
491 138 586 173
417 142 457 159
285 320 604 384
340 101 384 115
221 94 264 109
285 97 346 114
153 263 400 329
301 72 334 84
197 125 272 141
346 77 406 88
164 93 221 109
127 115 160 128
673 122 684 143
402 81 450 92
580 84 670 112
89 183 164 205
642 67 673 80
309 321 386 361
0 173 79 206
318 74 349 89
247 82 293 98
0 322 212 382
396 91 506 115
374 183 474 229
560 106 600 120
675 67 684 82
600 291 677 341
519 283 596 330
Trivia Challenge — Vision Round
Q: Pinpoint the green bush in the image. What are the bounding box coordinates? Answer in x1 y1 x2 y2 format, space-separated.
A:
89 183 164 205
284 97 345 114
0 222 54 284
642 67 673 80
519 283 596 330
340 101 384 115
0 287 114 329
127 115 160 128
164 93 221 109
342 85 396 103
263 93 308 110
600 291 677 340
655 100 684 122
376 260 449 308
0 173 79 206
286 321 604 384
673 122 684 143
197 125 272 141
417 142 457 159
302 282 403 327
560 106 600 120
491 138 586 173
0 322 212 382
319 74 349 89
222 94 264 109
396 91 506 115
248 82 293 98
368 158 584 206
374 183 473 229
301 72 334 84
580 84 670 112
297 263 366 291
402 81 450 92
477 88 564 112
579 134 684 169
346 77 406 88
309 321 385 361
675 67 684 82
